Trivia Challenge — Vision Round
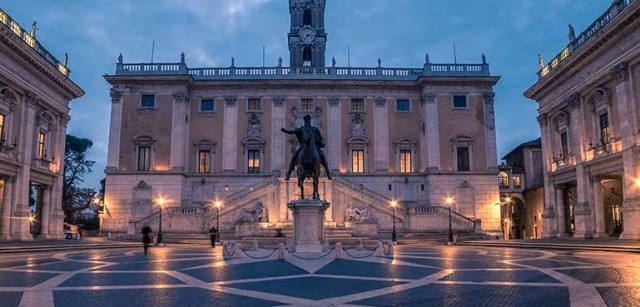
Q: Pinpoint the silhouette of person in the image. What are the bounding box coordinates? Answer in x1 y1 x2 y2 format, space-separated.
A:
141 225 152 254
281 114 332 180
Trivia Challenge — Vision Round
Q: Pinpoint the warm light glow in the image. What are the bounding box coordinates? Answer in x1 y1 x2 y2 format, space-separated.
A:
505 197 512 203
215 200 222 209
93 197 100 205
156 196 166 208
27 215 35 223
445 197 454 205
635 178 640 188
390 200 398 208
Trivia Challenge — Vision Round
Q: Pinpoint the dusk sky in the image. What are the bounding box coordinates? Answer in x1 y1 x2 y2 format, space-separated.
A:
3 1 609 189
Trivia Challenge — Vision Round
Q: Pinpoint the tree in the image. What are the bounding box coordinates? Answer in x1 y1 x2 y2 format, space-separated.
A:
62 134 96 223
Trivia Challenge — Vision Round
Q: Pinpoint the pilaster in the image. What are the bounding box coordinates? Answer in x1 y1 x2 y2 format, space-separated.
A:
106 89 123 171
223 96 238 172
591 178 607 238
0 177 14 240
421 93 439 171
373 96 388 172
271 96 286 173
170 91 189 172
327 96 341 172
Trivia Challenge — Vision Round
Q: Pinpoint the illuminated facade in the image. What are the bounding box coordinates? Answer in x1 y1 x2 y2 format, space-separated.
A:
0 9 84 240
525 0 640 239
102 0 501 239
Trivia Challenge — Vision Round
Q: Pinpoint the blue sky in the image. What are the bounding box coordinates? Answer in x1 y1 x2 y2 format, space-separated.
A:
3 1 609 189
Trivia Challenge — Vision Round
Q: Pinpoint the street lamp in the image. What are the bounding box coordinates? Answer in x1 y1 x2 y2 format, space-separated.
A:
445 197 454 244
390 200 398 243
215 200 222 242
156 196 166 245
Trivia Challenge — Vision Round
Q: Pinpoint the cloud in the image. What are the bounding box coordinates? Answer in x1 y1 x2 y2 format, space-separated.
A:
160 0 272 32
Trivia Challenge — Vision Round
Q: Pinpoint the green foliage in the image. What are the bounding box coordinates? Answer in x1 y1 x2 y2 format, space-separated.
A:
62 134 96 223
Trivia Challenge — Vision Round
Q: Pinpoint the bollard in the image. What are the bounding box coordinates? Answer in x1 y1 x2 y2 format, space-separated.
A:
277 243 285 260
251 239 259 251
335 242 344 259
356 239 364 250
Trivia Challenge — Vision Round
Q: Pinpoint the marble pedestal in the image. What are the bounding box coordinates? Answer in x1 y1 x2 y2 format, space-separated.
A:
287 199 330 253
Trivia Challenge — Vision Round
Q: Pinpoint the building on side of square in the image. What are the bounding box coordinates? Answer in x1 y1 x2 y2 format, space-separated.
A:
525 0 640 239
0 9 85 240
498 138 544 239
102 0 502 239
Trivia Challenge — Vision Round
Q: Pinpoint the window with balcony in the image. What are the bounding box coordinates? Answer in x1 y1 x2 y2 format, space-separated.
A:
352 149 365 173
512 175 522 189
247 149 260 173
599 112 610 144
498 171 509 188
560 131 568 158
198 150 211 174
37 132 46 159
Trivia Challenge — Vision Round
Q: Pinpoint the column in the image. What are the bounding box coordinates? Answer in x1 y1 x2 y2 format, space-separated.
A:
39 186 51 238
555 186 567 237
14 92 37 239
327 97 341 172
483 92 498 171
106 89 123 171
421 93 439 171
373 97 389 172
592 178 607 238
170 92 189 172
538 114 557 238
612 62 640 239
573 165 593 238
222 96 238 172
271 97 286 173
0 178 13 240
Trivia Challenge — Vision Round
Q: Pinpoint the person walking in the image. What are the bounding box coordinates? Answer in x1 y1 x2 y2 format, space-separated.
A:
141 225 152 254
209 226 218 248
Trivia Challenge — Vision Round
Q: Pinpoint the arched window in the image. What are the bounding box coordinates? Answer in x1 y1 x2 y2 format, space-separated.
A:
302 46 312 66
303 9 312 26
498 171 509 188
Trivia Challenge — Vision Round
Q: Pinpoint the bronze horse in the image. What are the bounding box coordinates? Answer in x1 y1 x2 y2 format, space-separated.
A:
296 127 321 199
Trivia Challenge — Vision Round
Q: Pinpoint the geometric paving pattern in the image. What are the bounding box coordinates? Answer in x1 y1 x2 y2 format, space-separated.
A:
0 244 638 306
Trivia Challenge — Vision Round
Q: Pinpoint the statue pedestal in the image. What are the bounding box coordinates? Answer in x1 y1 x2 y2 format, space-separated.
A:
287 199 330 253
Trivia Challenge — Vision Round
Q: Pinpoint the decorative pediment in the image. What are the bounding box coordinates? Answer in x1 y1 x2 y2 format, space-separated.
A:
450 135 474 144
551 110 570 131
133 135 155 146
134 181 151 190
585 87 612 112
242 135 266 146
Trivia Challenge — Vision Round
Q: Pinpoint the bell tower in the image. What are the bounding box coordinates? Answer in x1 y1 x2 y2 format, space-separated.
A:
288 0 326 68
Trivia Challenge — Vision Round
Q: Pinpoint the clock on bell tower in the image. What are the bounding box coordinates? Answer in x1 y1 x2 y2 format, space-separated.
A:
288 0 326 68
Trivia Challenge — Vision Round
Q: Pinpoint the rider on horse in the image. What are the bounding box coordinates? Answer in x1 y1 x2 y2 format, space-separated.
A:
281 115 332 181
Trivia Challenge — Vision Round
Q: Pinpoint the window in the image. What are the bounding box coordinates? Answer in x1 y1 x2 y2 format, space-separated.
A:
512 175 522 188
300 99 314 111
352 150 364 173
198 150 211 174
498 171 509 188
303 9 312 26
200 99 214 112
248 98 261 111
453 95 467 108
247 149 260 173
396 99 410 112
350 99 365 112
0 113 5 142
137 146 151 171
560 132 568 157
599 113 610 144
303 46 312 66
456 147 470 171
37 132 45 159
399 150 412 173
141 95 155 108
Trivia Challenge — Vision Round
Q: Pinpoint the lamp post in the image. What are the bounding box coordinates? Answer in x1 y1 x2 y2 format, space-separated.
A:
446 197 454 244
215 200 221 242
157 197 165 245
391 200 398 243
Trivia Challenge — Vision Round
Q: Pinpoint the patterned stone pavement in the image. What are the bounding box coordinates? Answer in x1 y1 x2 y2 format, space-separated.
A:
0 243 639 306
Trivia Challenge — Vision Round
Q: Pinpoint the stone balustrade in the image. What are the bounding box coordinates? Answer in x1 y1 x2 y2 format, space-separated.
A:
410 206 476 229
115 62 490 80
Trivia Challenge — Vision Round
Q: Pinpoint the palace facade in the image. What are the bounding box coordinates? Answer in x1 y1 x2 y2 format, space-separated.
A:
103 0 501 239
0 9 84 240
525 0 640 239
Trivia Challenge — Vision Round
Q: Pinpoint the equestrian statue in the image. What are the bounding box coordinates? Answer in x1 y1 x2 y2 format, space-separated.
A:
281 115 332 199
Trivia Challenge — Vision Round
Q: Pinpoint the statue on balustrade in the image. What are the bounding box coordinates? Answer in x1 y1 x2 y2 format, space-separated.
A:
281 114 332 199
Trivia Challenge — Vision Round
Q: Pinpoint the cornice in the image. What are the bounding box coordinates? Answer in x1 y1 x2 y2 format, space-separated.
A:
0 27 84 100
